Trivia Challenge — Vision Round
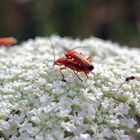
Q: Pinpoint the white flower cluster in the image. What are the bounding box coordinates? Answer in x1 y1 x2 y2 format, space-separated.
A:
0 35 140 140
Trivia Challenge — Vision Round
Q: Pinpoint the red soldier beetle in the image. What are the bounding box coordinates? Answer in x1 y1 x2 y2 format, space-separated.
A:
0 37 17 47
54 57 91 82
65 49 94 72
50 40 94 82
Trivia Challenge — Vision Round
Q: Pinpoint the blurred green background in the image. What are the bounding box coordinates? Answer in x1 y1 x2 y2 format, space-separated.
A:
0 0 139 47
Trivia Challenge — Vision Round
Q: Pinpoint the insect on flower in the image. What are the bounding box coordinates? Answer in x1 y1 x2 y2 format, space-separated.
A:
50 40 94 82
54 57 92 82
65 50 94 72
0 37 17 47
125 76 135 82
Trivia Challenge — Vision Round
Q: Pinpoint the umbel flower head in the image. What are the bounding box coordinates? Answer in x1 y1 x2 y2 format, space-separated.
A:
0 35 140 140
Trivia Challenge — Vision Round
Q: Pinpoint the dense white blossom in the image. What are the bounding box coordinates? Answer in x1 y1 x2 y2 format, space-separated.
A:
0 35 140 140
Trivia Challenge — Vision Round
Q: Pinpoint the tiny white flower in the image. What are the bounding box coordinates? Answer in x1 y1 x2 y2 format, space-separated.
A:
120 118 137 129
1 121 10 130
39 95 49 103
120 135 130 140
20 132 32 140
9 135 18 140
77 133 91 140
127 119 137 129
61 122 76 132
31 116 40 125
119 103 129 115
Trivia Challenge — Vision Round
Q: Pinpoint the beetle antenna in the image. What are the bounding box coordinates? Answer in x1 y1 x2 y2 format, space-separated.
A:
50 39 55 66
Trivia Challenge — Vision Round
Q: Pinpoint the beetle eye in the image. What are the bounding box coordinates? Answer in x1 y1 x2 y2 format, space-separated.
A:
88 66 94 70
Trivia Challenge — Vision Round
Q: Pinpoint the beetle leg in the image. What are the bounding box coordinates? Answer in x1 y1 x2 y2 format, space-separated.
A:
60 67 67 82
73 70 83 82
85 73 89 79
86 56 92 62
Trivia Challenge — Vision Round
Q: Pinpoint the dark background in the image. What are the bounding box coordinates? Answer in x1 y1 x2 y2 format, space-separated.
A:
0 0 139 47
